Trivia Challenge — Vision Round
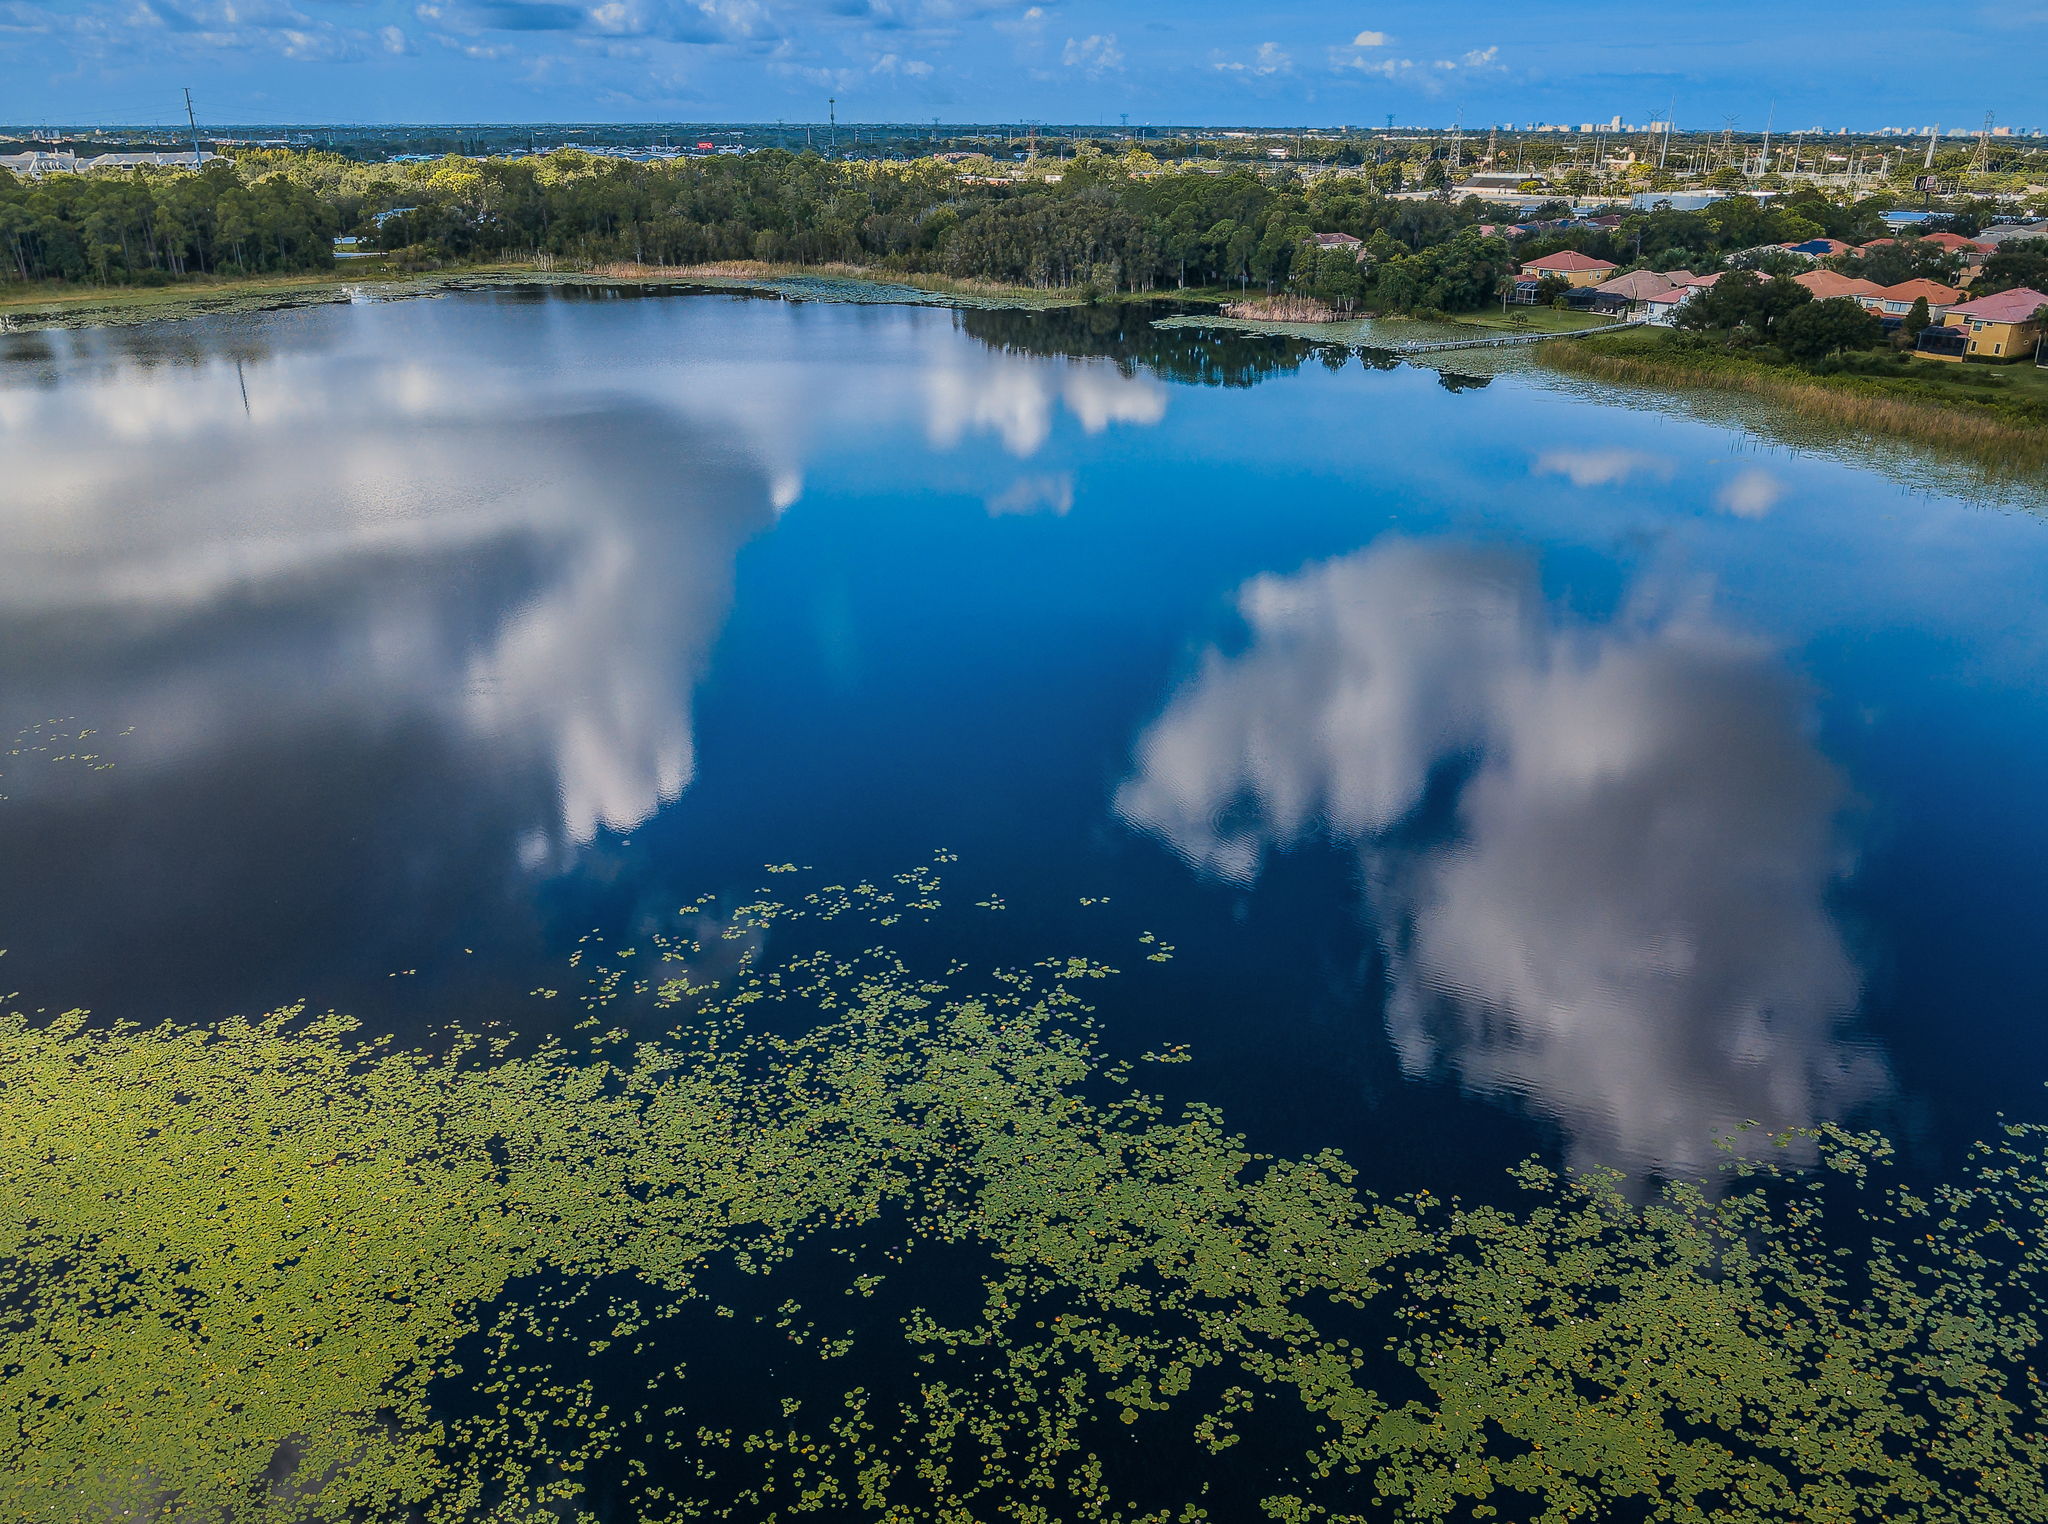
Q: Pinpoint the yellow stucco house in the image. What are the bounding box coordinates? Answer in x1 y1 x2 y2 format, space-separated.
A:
1518 250 1619 288
1916 287 2048 362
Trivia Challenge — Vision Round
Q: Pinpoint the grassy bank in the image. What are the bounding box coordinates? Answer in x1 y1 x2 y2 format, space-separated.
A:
1 258 1208 333
1539 327 2048 478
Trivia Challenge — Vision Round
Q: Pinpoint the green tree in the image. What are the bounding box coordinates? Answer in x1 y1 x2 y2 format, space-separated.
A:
1775 296 1884 362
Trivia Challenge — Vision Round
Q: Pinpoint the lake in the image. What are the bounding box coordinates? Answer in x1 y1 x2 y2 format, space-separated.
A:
3 285 2046 1519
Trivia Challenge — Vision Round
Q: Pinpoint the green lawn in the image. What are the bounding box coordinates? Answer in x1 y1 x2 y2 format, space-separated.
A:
1454 304 1621 334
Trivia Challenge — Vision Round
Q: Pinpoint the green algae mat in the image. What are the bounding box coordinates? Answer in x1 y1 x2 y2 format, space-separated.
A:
2 864 2044 1522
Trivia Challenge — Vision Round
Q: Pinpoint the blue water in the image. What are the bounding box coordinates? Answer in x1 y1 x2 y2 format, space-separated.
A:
2 286 2045 1199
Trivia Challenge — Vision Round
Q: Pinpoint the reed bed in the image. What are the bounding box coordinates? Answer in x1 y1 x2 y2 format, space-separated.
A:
1221 293 1345 323
1541 341 2048 478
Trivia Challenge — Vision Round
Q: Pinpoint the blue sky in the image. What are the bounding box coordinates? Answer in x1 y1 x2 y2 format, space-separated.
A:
1 0 2042 130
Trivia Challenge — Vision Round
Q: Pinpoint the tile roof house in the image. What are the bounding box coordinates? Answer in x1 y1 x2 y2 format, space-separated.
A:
1795 271 1888 301
1306 232 1363 249
1783 238 1855 258
1918 287 2048 362
1919 231 1994 254
1517 250 1619 287
1643 285 1705 325
1865 278 1964 316
1591 269 1678 303
1976 221 2048 248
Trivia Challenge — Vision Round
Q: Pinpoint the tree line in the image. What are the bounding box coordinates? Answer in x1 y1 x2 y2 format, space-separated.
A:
4 147 2042 322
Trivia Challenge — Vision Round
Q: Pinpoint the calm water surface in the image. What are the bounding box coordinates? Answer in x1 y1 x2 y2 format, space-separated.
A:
3 287 2046 1196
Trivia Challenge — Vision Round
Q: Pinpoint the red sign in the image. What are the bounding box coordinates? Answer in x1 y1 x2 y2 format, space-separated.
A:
697 141 716 151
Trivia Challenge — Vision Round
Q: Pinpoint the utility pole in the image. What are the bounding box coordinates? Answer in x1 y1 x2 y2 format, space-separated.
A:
1759 102 1773 177
828 97 836 154
183 87 201 167
1923 125 1939 170
1657 96 1674 169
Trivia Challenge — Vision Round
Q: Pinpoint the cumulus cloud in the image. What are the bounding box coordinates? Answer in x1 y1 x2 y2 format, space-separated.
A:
0 0 420 60
1059 31 1121 75
1329 38 1502 84
1350 27 1388 45
1213 39 1290 75
1117 539 1884 1178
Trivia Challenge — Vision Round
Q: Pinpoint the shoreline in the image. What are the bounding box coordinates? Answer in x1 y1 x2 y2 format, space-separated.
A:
8 264 2043 497
0 260 1218 333
1536 331 2048 484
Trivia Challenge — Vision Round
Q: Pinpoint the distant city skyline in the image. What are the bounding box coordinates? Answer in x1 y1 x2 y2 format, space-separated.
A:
0 0 2041 134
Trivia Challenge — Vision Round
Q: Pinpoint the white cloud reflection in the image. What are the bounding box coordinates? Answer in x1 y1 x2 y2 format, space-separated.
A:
1117 539 1886 1177
0 328 773 855
923 356 1166 456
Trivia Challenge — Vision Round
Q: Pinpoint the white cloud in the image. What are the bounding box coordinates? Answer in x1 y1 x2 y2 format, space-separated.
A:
1329 39 1501 84
1350 28 1388 45
1059 31 1121 75
1214 39 1291 75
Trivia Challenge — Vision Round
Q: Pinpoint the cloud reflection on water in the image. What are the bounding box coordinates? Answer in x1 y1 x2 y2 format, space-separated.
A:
1117 539 1887 1176
0 332 774 856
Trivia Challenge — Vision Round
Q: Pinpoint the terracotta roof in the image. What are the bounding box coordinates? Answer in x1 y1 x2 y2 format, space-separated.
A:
1873 278 1963 306
1643 286 1695 305
1946 286 2048 323
1307 231 1362 246
1920 231 1993 252
1857 238 1896 251
1520 250 1618 272
1669 270 1722 288
1591 270 1677 300
1795 271 1887 300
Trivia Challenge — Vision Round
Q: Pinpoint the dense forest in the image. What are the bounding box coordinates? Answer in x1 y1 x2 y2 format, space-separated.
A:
2 146 2037 316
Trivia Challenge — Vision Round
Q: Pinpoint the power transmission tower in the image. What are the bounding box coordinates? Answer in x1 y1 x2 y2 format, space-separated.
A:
183 87 201 167
828 97 836 154
1924 125 1939 170
1973 111 1995 173
1485 124 1497 165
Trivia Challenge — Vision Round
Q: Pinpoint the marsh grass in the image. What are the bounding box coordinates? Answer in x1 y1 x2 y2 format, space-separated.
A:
1541 333 2048 479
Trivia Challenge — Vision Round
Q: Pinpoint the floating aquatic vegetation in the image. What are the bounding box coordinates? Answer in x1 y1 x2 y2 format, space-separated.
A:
0 862 2043 1522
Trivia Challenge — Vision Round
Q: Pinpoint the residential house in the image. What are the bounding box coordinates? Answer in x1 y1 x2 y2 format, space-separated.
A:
1976 221 2048 249
1589 269 1677 313
1517 250 1618 287
1783 237 1856 259
1864 277 1963 318
81 151 224 171
1917 231 1994 255
1917 286 2048 361
1794 271 1888 302
1306 232 1364 251
1643 285 1701 325
0 150 81 176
